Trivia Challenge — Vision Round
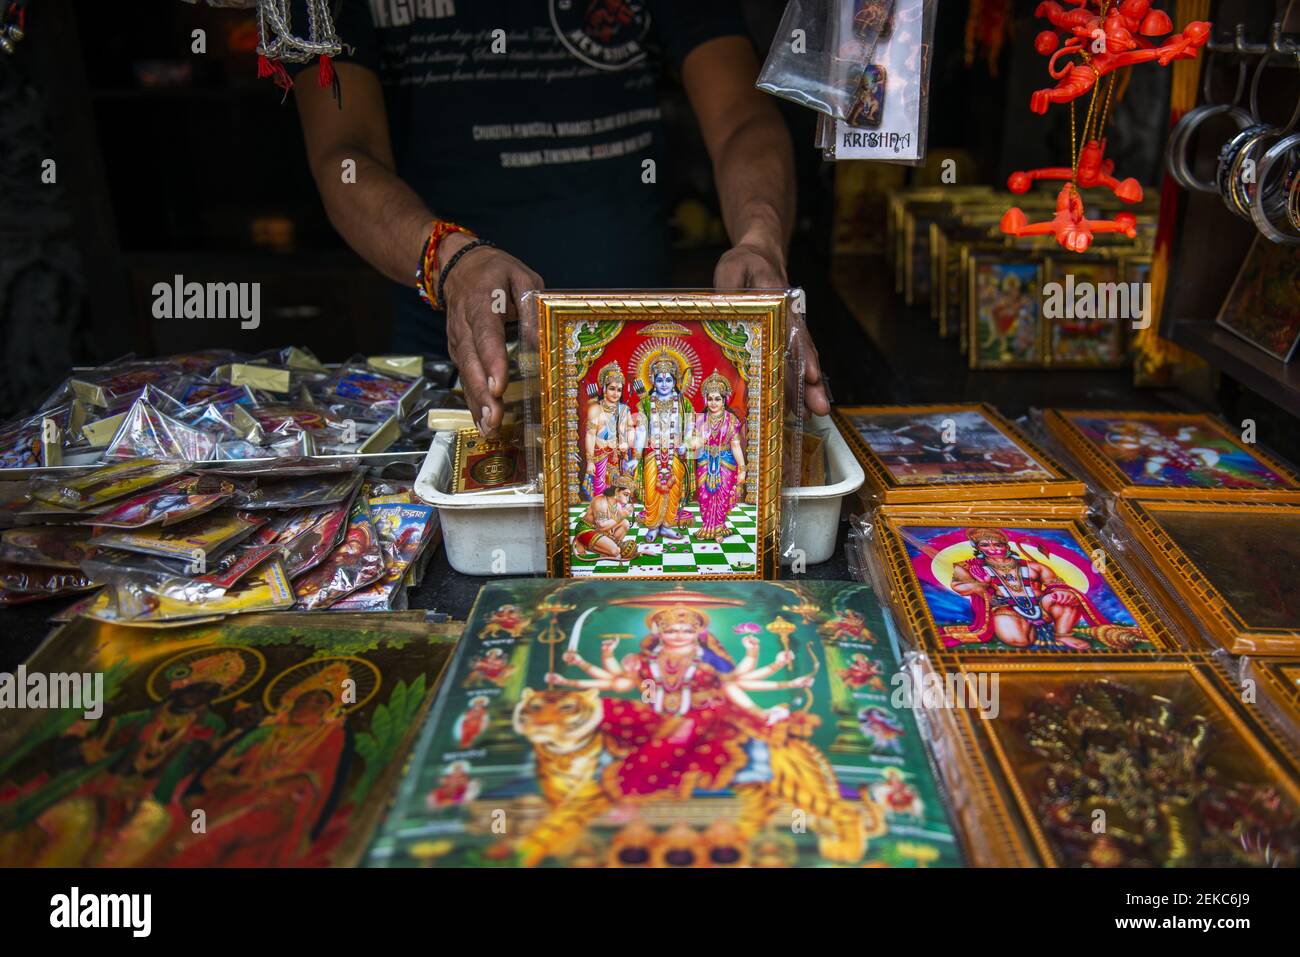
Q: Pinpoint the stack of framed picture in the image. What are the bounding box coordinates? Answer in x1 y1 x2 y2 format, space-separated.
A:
838 402 1300 866
884 186 1156 370
1043 409 1300 658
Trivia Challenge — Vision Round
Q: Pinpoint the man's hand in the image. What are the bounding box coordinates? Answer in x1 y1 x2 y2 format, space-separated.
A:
714 235 830 417
440 232 544 438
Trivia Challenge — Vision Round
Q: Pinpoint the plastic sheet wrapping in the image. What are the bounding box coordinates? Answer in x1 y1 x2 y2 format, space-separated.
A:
332 502 437 611
858 501 1194 658
83 473 236 528
1103 497 1300 656
520 289 802 580
1035 407 1300 505
757 0 935 164
0 561 98 606
291 494 385 609
834 402 1088 510
0 402 81 468
103 399 220 462
232 470 363 509
82 556 296 624
0 524 98 568
1238 654 1300 745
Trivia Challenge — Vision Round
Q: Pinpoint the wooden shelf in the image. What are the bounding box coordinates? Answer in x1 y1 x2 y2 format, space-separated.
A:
1169 320 1300 419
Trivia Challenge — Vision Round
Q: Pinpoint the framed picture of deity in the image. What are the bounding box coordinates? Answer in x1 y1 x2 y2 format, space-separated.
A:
535 292 786 579
1215 235 1300 363
1242 656 1300 743
873 510 1183 659
966 253 1046 370
367 578 966 868
833 403 1086 504
0 611 460 867
1043 409 1300 501
928 659 1300 867
1116 499 1300 655
1043 256 1128 369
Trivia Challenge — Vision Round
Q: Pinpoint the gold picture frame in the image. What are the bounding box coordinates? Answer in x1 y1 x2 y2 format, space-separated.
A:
872 509 1184 659
1044 409 1300 501
1042 254 1128 369
966 252 1046 370
927 658 1300 867
536 292 786 580
834 402 1085 504
1117 499 1300 655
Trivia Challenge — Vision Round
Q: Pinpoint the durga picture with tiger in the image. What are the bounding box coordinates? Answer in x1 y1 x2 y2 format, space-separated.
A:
374 579 963 868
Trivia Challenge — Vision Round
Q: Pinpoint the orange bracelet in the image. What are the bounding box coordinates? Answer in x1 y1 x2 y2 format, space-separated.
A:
416 220 475 309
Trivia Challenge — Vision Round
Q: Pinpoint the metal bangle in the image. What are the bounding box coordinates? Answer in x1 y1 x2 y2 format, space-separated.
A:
1167 104 1254 192
1250 132 1300 244
1218 124 1277 219
1289 163 1300 231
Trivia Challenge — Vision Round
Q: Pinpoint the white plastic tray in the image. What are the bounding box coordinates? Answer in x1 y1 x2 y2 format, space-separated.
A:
415 414 864 575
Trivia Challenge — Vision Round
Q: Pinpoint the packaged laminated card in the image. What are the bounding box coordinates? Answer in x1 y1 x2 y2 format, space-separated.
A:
257 501 353 577
328 368 424 419
873 510 1182 658
0 525 98 569
292 496 385 610
925 659 1300 867
83 556 295 623
233 471 363 510
835 403 1084 504
0 562 98 606
368 578 963 868
1044 409 1300 501
332 503 436 611
28 459 189 511
0 403 81 469
0 611 457 866
93 509 266 564
1116 499 1300 655
85 474 235 529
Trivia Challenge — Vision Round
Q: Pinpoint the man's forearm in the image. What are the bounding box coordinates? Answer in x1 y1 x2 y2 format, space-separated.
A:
711 109 796 268
310 146 434 286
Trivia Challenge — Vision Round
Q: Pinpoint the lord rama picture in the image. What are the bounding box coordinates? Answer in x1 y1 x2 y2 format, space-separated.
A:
368 579 963 868
536 293 785 579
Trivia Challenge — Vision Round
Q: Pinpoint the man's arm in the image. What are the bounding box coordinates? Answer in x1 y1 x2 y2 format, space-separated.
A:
682 37 829 415
295 64 541 437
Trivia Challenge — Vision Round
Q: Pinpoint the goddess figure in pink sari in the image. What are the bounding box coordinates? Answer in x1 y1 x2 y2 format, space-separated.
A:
690 370 746 543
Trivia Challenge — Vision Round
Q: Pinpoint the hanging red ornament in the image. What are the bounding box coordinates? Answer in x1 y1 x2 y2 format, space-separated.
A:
1002 1 1211 253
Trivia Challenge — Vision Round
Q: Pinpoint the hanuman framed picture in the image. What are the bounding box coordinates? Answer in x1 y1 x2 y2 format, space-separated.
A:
872 510 1182 659
535 292 786 579
1044 409 1300 501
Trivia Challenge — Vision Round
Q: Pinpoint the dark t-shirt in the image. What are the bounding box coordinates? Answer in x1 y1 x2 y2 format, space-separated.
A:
319 0 746 353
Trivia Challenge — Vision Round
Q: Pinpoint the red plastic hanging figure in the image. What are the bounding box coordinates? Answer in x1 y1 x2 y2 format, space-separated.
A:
1001 1 1210 253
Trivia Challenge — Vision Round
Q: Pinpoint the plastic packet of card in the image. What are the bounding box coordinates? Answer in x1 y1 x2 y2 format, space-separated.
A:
819 0 936 165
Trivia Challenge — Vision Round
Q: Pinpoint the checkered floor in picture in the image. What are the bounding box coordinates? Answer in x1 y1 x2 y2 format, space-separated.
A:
568 503 759 576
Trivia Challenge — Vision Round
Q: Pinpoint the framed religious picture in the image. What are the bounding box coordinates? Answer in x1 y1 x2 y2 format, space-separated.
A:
535 292 786 579
834 403 1085 504
1043 409 1300 501
873 510 1181 658
367 578 966 868
1242 656 1300 743
927 659 1300 867
451 425 528 494
1043 256 1128 368
1116 499 1300 655
0 611 459 866
966 252 1046 369
1215 234 1300 363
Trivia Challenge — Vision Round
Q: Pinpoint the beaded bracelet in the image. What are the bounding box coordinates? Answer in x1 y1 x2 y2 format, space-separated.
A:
415 220 475 310
436 238 496 312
